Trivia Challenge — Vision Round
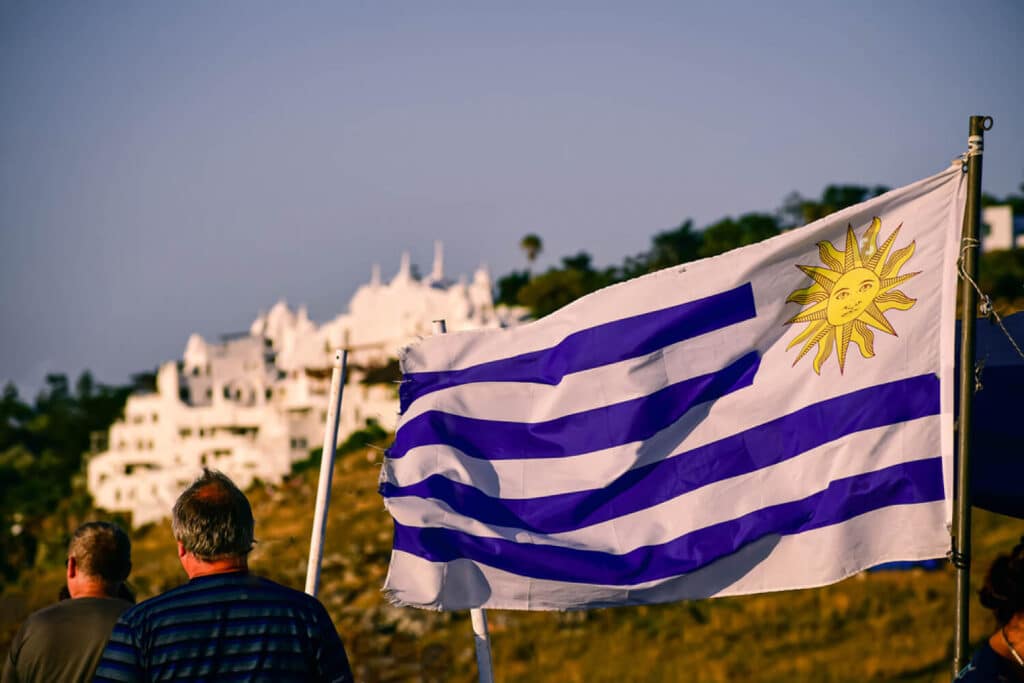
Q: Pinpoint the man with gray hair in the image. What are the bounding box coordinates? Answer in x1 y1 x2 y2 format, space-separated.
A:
94 469 353 682
2 521 133 683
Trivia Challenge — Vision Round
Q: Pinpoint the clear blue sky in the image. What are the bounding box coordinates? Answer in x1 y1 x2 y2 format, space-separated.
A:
2 1 1022 395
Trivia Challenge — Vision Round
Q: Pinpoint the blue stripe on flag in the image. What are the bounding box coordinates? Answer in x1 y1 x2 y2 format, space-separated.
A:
399 282 756 411
382 374 940 533
391 457 944 585
389 351 760 461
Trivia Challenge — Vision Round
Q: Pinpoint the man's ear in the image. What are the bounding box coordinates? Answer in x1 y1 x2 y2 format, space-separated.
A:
66 556 77 580
177 541 186 559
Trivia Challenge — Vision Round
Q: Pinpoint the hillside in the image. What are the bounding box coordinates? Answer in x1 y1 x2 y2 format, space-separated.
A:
3 439 1023 682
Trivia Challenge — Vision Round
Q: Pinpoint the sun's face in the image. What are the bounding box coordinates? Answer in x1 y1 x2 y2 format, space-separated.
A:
786 217 919 374
826 267 880 326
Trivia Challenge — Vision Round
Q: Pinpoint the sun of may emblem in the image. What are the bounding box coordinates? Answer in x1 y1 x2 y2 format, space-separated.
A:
785 217 920 375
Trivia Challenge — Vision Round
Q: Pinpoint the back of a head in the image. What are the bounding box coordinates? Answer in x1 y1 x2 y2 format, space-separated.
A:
980 536 1024 625
172 469 254 561
68 521 131 587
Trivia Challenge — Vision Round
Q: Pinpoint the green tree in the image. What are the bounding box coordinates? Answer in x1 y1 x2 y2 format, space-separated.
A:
797 185 890 225
633 220 702 275
979 249 1024 309
519 234 543 270
698 213 781 259
0 371 130 581
495 270 530 306
516 252 614 319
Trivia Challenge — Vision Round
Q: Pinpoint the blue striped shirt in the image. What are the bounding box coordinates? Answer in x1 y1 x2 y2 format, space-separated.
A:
93 572 352 682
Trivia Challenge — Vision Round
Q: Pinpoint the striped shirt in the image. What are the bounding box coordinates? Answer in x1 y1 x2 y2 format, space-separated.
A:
93 572 352 682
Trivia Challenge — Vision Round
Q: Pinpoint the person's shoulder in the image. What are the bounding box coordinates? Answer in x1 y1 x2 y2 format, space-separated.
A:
955 641 1015 682
248 575 331 613
22 599 71 622
27 596 131 623
249 575 317 602
117 580 199 623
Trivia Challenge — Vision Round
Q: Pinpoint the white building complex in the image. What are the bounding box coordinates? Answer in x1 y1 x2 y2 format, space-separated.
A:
982 205 1024 251
87 246 525 525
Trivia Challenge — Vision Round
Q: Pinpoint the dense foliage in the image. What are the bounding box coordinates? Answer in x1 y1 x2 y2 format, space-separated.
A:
497 184 893 316
979 249 1024 308
498 183 1024 320
0 374 132 582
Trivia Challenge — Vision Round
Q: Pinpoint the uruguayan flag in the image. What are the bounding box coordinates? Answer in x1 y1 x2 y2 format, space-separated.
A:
381 162 965 610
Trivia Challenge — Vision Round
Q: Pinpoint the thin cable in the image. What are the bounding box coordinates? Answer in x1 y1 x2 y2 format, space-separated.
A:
957 237 1024 364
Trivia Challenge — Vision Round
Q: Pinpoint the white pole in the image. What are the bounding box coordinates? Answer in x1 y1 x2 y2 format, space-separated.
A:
305 348 348 597
431 320 495 683
470 608 495 683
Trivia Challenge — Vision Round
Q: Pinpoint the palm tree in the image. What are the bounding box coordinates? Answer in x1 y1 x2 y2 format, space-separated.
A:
519 234 543 272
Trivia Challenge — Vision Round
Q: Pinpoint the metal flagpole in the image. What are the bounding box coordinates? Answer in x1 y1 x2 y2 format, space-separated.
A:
305 348 349 597
432 319 495 683
952 114 992 675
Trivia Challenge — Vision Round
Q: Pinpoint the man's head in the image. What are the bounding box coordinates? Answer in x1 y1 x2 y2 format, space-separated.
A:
66 521 131 597
172 469 254 562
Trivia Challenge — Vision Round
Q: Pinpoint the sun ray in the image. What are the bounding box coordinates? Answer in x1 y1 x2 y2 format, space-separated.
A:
859 301 897 336
875 291 916 311
812 328 835 375
788 319 827 352
881 241 916 278
817 241 844 272
879 271 920 293
843 225 863 271
860 217 882 264
792 323 831 366
836 322 854 373
867 222 902 272
787 300 828 324
796 265 840 292
786 285 827 306
852 320 875 358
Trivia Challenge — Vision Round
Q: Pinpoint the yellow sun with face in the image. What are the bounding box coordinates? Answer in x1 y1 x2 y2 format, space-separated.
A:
785 217 919 374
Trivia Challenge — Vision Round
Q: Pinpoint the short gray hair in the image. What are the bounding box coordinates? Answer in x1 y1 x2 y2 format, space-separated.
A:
171 469 254 561
68 521 131 587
